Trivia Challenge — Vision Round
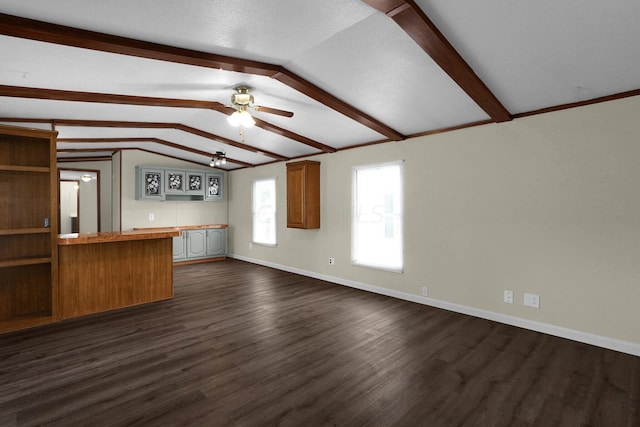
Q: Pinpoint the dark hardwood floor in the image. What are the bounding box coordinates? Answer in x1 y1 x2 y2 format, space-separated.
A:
1 259 639 426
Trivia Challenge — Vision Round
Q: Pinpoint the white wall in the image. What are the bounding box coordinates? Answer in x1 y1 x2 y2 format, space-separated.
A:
59 181 77 234
58 160 113 232
228 95 640 350
120 150 228 230
112 152 121 231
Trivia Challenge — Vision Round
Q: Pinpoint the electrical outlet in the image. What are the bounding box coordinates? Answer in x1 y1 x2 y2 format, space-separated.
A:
328 258 335 265
421 287 428 297
524 293 540 308
148 213 155 221
504 290 514 304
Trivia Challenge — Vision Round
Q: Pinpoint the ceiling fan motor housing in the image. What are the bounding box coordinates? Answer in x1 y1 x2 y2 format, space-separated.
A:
231 87 254 106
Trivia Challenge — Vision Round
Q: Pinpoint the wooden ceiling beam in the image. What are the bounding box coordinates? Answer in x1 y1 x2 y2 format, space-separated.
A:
0 13 277 76
51 118 288 160
0 85 227 110
361 0 511 122
60 147 239 170
273 70 404 141
173 124 289 161
0 116 290 161
0 13 403 140
57 137 253 167
57 155 114 163
251 117 337 153
0 88 327 154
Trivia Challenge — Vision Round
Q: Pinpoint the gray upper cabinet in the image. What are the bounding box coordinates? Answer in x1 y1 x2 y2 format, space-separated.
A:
165 170 186 195
186 172 205 196
135 165 224 201
135 167 164 200
205 172 224 200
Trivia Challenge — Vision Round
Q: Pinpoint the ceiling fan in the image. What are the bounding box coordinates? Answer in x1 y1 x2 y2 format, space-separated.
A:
226 86 294 128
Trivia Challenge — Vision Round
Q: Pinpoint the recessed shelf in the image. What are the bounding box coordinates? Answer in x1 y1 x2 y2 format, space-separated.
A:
0 227 51 236
0 164 50 173
0 256 52 268
0 124 57 335
0 313 54 334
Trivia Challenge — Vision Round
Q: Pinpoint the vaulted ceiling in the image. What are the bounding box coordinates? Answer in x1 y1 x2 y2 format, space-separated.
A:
1 0 639 170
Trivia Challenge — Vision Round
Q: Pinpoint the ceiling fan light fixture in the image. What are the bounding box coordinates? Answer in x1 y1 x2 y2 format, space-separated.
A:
240 111 255 127
210 151 227 168
227 105 255 128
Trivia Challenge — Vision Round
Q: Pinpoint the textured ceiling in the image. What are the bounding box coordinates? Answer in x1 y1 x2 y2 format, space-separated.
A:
0 0 639 170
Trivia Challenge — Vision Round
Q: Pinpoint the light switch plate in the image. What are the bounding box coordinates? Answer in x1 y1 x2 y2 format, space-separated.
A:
524 293 540 308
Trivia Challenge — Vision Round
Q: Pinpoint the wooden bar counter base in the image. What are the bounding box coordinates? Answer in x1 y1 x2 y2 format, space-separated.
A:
58 230 179 319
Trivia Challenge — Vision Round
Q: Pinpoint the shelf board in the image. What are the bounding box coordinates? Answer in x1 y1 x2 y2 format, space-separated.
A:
0 227 52 236
0 164 50 173
0 256 52 268
0 313 54 334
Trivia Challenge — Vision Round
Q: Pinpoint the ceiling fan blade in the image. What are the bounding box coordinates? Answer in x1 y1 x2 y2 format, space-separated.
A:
253 105 294 118
211 105 237 114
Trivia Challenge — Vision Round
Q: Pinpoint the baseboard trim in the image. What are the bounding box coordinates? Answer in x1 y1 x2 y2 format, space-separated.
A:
228 253 640 357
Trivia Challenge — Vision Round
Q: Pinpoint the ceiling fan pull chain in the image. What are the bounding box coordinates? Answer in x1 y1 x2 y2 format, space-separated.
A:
239 128 245 143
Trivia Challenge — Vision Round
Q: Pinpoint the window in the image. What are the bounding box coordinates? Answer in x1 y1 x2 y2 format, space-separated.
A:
352 161 403 272
252 178 277 245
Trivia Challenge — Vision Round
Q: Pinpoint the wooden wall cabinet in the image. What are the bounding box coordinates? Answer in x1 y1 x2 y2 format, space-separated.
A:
286 160 320 229
0 124 58 333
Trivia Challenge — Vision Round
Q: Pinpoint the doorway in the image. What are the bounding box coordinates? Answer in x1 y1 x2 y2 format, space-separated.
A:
58 169 100 234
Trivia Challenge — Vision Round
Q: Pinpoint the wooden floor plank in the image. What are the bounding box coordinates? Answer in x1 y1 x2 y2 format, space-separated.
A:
0 259 638 426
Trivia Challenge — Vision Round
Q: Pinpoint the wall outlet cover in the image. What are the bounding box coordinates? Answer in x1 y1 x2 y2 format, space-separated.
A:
504 290 514 304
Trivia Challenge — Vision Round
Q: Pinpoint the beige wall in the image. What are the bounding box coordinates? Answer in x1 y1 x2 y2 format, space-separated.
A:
78 178 98 232
228 95 640 346
120 150 228 230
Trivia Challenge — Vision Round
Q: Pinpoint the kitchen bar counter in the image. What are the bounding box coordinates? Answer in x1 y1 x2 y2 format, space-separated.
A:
58 229 180 245
133 224 227 231
58 229 179 319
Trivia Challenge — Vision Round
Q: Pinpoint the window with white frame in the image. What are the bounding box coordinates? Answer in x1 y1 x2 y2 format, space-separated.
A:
252 177 277 245
351 161 403 272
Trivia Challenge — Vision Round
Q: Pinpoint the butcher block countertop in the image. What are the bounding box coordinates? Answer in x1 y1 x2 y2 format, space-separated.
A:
133 224 228 231
58 229 180 245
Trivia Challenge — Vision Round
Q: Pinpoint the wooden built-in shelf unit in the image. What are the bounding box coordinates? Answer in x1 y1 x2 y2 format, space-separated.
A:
0 124 58 333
